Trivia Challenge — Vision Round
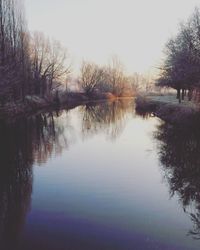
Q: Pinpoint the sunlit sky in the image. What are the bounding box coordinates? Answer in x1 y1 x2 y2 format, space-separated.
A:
25 0 200 75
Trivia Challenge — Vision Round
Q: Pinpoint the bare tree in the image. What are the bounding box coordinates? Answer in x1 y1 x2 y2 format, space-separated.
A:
79 61 104 95
157 7 200 102
30 32 71 97
106 56 127 96
0 0 72 105
0 0 29 103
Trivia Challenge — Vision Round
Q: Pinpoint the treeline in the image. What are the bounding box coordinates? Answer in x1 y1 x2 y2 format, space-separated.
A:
0 0 69 105
157 7 200 102
78 58 144 98
0 0 143 109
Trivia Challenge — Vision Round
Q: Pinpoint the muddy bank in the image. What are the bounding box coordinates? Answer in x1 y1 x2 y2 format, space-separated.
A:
135 95 200 124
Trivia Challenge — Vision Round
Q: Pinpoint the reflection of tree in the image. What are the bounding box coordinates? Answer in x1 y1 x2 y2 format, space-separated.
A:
155 121 200 239
135 108 155 119
0 100 135 248
80 99 134 141
31 111 71 164
0 118 33 249
0 111 71 249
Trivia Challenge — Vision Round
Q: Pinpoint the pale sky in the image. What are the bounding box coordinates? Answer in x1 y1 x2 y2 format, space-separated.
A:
25 0 200 75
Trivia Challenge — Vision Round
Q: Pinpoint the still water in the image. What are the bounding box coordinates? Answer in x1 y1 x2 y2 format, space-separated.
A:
0 99 200 250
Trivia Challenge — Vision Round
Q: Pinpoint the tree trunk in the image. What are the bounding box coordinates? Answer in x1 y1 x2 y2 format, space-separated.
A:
181 89 184 100
177 88 181 103
188 88 192 101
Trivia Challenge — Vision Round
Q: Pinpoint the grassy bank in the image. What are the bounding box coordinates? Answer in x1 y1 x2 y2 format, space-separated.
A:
135 94 200 124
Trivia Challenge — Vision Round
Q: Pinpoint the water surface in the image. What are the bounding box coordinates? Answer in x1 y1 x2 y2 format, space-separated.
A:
0 99 200 250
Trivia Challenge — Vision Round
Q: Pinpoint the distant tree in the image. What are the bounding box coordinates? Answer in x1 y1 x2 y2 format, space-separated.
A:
106 56 127 96
79 61 104 95
128 73 153 94
79 58 138 97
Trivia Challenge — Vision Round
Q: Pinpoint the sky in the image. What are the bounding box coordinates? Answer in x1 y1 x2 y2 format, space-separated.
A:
25 0 200 75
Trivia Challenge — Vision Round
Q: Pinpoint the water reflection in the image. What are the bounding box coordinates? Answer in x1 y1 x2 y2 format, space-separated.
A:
154 120 200 240
80 99 134 141
2 99 200 249
0 111 70 249
0 99 135 249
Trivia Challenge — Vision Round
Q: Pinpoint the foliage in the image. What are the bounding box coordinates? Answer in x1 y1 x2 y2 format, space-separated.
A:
157 7 200 101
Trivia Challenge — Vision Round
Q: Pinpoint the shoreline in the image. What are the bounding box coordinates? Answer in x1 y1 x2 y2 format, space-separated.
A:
135 94 200 125
0 93 134 121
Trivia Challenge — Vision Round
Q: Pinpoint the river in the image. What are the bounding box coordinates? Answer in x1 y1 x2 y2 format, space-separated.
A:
0 99 200 250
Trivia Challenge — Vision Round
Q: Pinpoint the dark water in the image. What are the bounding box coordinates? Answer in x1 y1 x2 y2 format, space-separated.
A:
1 99 200 250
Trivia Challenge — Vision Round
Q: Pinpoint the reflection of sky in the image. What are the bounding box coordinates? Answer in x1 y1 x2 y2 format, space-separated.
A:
25 0 200 74
20 110 200 250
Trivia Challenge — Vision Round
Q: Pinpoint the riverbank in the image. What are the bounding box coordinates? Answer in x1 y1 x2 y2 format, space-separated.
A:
0 92 124 120
135 94 200 124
